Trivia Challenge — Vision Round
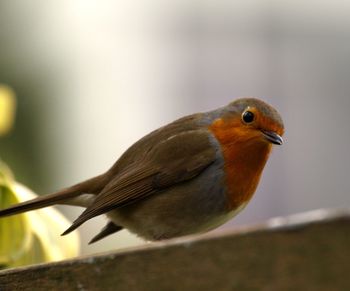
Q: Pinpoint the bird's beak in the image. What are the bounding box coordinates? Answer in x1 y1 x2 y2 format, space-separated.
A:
261 130 283 145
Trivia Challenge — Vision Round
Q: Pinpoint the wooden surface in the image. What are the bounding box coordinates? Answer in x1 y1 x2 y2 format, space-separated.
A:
1 208 349 291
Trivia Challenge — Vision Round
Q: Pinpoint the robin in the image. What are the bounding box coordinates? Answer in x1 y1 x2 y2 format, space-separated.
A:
0 97 284 243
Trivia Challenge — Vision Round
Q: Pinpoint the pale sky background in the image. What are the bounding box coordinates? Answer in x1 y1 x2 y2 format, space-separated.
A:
1 0 350 255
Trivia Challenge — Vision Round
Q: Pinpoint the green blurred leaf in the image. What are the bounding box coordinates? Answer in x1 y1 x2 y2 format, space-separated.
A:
0 183 31 267
0 85 16 136
0 162 80 269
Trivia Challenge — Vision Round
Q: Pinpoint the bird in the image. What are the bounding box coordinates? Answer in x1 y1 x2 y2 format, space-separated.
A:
0 97 284 244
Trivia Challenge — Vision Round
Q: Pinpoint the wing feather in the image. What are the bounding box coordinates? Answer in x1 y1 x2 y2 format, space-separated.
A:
62 130 217 235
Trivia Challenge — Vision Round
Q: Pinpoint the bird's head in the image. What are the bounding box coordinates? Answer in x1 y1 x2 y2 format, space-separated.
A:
211 98 284 147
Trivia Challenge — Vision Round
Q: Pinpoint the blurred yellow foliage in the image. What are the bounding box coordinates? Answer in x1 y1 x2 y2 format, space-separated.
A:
0 162 80 269
0 84 80 268
0 85 16 136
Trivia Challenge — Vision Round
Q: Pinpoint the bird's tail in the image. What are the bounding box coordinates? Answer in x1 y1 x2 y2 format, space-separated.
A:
0 174 105 218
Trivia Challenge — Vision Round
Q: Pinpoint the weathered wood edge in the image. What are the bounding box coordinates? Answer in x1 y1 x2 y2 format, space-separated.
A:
1 208 349 274
1 208 350 290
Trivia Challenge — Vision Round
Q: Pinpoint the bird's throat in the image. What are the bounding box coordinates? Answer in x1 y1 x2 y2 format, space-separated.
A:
209 119 272 210
223 141 271 208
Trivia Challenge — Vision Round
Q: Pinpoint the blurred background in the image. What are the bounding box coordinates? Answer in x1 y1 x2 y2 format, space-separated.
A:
0 0 349 256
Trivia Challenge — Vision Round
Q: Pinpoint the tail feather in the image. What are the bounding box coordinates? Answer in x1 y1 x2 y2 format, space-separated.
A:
88 221 123 244
0 174 106 218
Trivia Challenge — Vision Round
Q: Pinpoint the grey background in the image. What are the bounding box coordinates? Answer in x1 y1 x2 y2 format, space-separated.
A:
0 1 349 255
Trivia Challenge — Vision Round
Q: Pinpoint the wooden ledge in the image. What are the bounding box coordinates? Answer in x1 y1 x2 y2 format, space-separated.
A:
1 208 350 290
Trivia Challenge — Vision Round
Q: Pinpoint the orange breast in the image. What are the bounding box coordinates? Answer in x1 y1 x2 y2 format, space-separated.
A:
209 118 272 210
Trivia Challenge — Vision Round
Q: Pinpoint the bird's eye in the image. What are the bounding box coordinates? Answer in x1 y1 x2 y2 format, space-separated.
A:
242 111 255 123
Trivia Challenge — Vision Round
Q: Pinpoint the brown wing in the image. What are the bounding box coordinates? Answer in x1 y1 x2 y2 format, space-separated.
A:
62 129 217 235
